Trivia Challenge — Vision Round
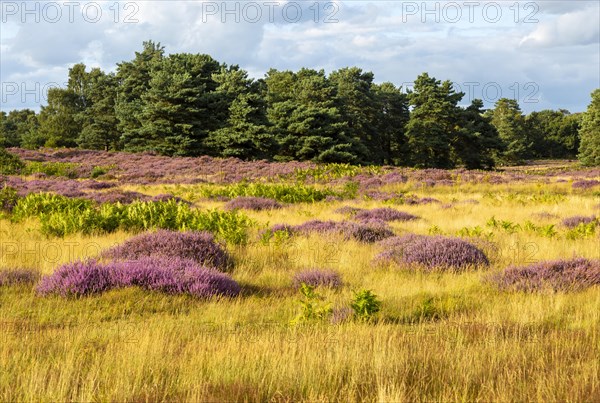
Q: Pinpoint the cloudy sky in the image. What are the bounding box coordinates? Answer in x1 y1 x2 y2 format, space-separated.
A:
1 0 598 113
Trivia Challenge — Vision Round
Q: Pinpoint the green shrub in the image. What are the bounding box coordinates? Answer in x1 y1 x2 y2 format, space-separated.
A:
0 148 25 175
201 182 336 203
0 186 19 213
290 283 332 325
23 161 80 178
350 289 382 322
10 194 254 244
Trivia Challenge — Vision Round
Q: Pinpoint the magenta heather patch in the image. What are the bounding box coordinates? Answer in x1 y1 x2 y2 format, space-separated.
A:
102 230 231 271
37 260 114 297
355 207 419 222
292 269 342 289
572 180 600 190
487 258 600 292
270 219 394 243
561 215 597 228
224 197 283 211
86 190 151 204
37 257 240 298
375 234 489 271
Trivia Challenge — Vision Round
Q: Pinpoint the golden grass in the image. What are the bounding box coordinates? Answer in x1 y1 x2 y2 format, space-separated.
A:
0 180 599 401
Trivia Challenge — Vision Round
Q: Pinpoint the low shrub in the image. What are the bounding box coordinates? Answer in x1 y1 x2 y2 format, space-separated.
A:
334 206 364 216
23 161 81 178
37 257 240 298
224 196 283 211
292 269 342 289
102 230 231 271
0 186 19 212
354 207 419 222
289 219 395 243
487 258 600 292
375 234 489 271
0 148 25 175
572 180 600 190
200 182 335 203
561 215 597 228
10 195 254 244
0 268 40 286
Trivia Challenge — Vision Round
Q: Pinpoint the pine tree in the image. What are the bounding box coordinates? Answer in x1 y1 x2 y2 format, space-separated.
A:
578 89 600 166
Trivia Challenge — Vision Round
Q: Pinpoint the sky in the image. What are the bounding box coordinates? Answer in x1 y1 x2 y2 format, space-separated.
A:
1 0 599 113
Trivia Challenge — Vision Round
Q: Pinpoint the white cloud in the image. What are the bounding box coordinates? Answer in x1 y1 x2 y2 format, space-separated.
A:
1 0 598 113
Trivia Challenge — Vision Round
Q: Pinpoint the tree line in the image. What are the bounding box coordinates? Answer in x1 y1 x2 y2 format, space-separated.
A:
1 41 598 168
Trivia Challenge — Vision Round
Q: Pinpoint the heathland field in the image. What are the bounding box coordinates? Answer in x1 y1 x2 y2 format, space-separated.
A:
1 149 599 402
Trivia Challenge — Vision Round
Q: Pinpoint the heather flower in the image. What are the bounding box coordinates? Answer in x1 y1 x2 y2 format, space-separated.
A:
37 260 114 297
487 258 600 292
561 215 597 228
102 230 232 271
354 207 419 222
334 206 364 216
374 234 489 271
37 257 240 298
292 269 342 289
224 197 283 211
0 268 40 286
534 212 559 220
81 180 116 190
286 220 394 243
572 180 600 190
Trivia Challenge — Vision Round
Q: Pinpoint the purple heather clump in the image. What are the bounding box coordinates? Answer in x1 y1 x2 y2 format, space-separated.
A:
37 257 240 298
36 260 114 297
355 207 419 223
487 258 600 292
102 230 231 271
561 215 597 228
0 268 40 286
572 180 600 190
224 196 283 211
292 269 342 289
334 206 364 216
331 306 354 324
110 257 240 298
374 234 489 271
292 220 394 243
81 180 116 190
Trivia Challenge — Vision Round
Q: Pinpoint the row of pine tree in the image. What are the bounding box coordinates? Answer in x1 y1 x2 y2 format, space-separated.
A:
1 41 598 168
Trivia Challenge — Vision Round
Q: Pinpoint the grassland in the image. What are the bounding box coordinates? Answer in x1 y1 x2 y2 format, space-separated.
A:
1 154 599 402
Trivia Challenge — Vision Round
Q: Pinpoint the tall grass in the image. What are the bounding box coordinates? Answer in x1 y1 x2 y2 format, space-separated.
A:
0 174 599 401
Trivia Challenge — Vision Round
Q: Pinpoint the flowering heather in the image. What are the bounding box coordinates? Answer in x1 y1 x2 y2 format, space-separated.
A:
284 220 394 243
37 257 240 298
37 260 114 297
355 208 419 222
561 215 597 228
374 234 489 271
224 197 283 211
81 180 116 190
0 268 40 286
102 230 232 271
292 269 342 289
334 206 364 216
487 258 600 292
572 180 600 190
